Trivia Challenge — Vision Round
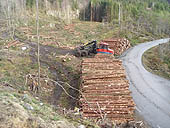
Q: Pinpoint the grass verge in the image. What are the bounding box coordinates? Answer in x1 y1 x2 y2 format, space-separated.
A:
142 42 170 79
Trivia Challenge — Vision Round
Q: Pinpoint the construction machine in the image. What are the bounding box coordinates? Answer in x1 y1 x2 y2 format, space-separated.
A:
97 42 114 55
74 40 113 57
74 40 97 57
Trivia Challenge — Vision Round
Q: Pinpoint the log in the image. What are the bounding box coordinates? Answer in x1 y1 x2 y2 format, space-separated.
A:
80 53 135 124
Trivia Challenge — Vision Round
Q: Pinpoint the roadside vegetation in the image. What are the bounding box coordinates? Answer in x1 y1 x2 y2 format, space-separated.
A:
82 0 170 45
142 42 170 79
0 85 99 128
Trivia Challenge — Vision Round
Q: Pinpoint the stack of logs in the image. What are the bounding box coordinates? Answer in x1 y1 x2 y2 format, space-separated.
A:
80 54 135 124
5 40 24 49
102 38 130 55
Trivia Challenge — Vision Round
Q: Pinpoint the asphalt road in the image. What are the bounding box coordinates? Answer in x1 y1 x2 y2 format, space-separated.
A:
121 39 170 128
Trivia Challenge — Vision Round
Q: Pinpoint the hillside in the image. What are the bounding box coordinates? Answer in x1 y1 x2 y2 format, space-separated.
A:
143 41 170 79
0 0 169 127
0 85 100 128
0 0 169 45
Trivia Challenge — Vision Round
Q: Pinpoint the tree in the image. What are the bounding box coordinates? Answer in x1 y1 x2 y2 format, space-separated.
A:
90 0 103 21
26 0 35 8
4 0 15 39
36 0 40 93
118 3 121 25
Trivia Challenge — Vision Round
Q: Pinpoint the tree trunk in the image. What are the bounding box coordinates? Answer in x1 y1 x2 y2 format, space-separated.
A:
36 0 41 92
7 0 10 32
83 8 86 21
11 1 15 39
119 3 121 25
45 0 48 12
67 5 70 23
90 1 93 21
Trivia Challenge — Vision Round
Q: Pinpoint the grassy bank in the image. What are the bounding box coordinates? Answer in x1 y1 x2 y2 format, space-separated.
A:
142 42 170 79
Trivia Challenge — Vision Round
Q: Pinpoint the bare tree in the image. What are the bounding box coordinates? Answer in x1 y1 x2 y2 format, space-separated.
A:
6 0 11 34
2 0 16 39
11 0 16 39
118 3 121 25
36 0 41 92
90 1 93 21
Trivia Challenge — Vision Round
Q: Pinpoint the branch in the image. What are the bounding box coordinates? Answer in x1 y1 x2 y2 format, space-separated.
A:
26 75 105 120
46 78 78 100
97 102 104 120
1 81 13 87
47 78 104 116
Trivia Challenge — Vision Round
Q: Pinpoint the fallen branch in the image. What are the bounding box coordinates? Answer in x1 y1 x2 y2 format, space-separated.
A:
47 78 78 100
1 81 13 87
97 102 104 120
26 74 104 120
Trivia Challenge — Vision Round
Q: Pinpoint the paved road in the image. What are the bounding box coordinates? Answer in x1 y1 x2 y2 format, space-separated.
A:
121 39 170 128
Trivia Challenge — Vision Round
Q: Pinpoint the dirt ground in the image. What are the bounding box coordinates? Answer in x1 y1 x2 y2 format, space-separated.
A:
21 39 82 109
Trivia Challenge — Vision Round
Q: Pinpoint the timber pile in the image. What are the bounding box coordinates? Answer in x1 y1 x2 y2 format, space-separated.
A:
103 38 130 55
5 40 24 48
80 54 135 124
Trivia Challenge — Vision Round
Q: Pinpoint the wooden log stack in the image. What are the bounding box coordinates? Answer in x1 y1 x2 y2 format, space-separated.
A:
80 54 135 124
5 40 24 49
102 38 130 55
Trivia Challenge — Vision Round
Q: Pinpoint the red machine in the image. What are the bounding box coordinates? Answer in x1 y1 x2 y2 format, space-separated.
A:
74 41 114 57
97 42 114 55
